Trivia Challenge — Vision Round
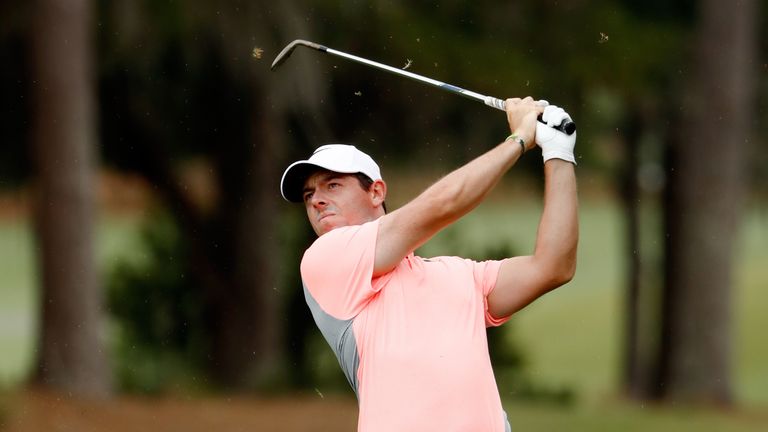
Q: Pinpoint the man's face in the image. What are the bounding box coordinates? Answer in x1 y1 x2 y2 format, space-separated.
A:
302 170 381 236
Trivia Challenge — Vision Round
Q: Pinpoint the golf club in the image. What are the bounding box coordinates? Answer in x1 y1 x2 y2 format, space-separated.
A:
271 39 576 135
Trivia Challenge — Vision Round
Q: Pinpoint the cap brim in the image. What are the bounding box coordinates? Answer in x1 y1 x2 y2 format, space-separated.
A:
280 162 320 202
281 161 366 203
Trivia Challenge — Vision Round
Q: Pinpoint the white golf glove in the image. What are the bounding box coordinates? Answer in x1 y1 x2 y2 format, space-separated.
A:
536 105 577 164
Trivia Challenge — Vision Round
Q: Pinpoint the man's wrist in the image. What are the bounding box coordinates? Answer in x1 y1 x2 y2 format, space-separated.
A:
510 127 535 151
542 149 577 165
505 134 526 155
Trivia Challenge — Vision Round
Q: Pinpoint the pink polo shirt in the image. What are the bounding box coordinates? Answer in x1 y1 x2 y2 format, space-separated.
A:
301 219 510 432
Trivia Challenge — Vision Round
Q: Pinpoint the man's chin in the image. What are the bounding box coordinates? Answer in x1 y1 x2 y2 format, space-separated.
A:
315 220 343 236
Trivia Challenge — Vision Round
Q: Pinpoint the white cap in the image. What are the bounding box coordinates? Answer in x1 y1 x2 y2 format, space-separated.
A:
280 144 382 202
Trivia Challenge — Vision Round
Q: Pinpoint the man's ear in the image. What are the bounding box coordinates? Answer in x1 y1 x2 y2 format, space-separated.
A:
370 180 387 207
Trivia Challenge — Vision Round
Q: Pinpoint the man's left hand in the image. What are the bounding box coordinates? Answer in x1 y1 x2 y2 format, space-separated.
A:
536 105 577 164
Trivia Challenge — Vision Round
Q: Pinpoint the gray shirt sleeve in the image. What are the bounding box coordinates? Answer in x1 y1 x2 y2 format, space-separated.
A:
303 282 361 398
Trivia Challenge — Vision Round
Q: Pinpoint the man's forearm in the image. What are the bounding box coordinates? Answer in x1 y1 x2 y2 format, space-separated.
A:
374 97 542 275
533 159 578 284
374 137 526 275
416 138 524 224
399 96 540 229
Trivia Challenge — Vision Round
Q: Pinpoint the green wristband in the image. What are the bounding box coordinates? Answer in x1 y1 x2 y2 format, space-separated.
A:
506 134 526 155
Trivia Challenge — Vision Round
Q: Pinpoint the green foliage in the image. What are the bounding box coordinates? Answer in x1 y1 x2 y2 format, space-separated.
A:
111 340 209 395
489 320 577 406
301 331 356 395
107 211 210 394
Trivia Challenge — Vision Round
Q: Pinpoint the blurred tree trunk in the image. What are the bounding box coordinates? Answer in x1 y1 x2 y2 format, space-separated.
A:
30 0 111 397
620 106 648 399
621 101 666 401
657 0 757 403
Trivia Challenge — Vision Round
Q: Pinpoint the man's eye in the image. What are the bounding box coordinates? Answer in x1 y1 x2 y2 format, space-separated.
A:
303 192 313 202
328 183 340 189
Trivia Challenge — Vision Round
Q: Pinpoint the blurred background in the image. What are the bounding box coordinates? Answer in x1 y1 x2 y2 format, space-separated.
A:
1 0 767 430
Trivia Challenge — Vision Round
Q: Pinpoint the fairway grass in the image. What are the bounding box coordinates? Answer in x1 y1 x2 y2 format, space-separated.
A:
734 207 768 408
0 220 36 385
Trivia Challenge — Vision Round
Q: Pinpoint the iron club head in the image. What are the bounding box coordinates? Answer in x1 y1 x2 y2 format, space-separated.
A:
270 39 328 71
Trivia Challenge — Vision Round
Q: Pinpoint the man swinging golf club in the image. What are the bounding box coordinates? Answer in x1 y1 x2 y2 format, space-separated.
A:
280 97 578 431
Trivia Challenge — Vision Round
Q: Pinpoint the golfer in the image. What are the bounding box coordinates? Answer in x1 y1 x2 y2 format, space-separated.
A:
280 97 578 431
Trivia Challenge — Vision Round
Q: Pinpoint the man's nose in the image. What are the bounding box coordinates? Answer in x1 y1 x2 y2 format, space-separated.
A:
310 192 327 208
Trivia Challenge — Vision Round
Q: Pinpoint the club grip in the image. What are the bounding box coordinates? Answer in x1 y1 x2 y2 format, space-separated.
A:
487 97 576 135
538 114 577 135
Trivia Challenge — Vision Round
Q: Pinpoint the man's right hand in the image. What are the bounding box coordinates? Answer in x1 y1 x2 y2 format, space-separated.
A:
536 105 577 164
505 97 545 150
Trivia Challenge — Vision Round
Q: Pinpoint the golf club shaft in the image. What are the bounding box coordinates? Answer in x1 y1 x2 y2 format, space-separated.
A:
273 40 576 135
326 47 505 109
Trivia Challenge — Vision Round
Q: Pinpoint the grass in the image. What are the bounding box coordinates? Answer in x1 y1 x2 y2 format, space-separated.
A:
0 220 36 385
734 207 768 408
0 199 766 430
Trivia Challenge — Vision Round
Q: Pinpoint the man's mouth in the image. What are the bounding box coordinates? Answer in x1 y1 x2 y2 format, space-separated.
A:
317 212 335 222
